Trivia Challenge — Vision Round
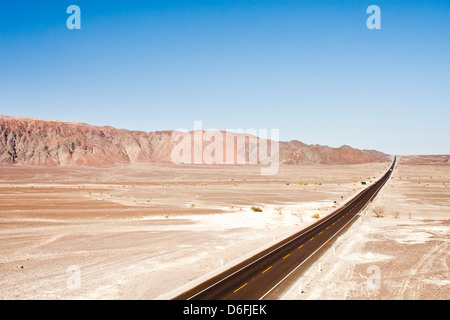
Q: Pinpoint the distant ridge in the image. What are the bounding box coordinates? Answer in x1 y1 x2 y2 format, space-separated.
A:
398 155 450 164
0 114 391 166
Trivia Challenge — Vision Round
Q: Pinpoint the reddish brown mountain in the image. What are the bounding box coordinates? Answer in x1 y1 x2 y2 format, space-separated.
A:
0 115 391 166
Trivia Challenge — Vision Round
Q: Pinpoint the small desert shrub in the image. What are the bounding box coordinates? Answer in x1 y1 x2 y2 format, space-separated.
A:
295 209 304 223
373 206 385 218
251 206 263 212
311 213 320 219
391 210 400 219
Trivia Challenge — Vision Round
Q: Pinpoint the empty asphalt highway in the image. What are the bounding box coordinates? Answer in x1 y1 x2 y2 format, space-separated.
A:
174 157 396 300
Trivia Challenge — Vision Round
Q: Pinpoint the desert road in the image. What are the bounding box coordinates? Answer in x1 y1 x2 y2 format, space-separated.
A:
173 157 396 300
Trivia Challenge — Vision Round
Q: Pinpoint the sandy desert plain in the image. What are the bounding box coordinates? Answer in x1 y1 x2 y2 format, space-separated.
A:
0 157 448 300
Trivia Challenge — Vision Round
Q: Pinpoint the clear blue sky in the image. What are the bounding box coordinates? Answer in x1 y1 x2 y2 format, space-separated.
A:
0 0 449 155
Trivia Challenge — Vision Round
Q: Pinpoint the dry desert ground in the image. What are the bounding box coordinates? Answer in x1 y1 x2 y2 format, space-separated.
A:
0 158 448 300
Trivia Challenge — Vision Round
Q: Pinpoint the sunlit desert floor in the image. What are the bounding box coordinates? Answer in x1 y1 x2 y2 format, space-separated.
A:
0 159 448 300
282 159 449 300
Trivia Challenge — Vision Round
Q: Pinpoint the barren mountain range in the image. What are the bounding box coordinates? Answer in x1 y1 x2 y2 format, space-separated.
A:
0 115 391 166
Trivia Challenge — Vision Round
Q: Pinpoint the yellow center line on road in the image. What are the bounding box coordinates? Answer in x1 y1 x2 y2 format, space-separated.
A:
298 245 304 250
234 283 248 293
262 266 272 273
283 254 291 259
309 237 314 242
319 231 323 235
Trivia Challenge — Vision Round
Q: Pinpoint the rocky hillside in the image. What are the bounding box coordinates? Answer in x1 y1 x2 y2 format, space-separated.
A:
0 115 391 166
